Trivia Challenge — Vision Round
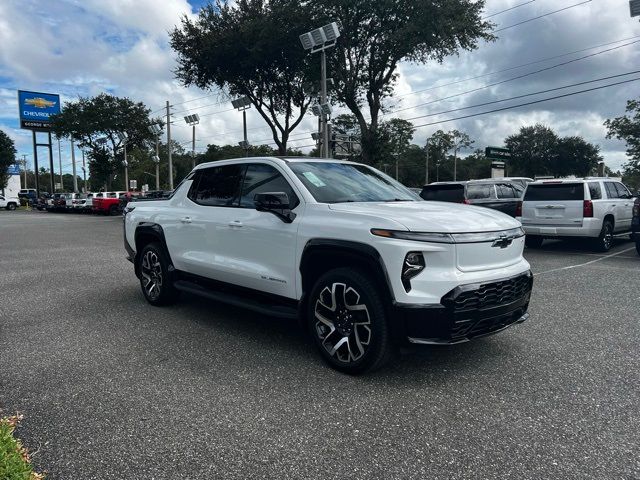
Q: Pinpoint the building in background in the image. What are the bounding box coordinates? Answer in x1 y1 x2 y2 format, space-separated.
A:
2 164 22 197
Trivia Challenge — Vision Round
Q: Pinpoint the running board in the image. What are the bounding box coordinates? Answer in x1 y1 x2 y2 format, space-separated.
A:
173 280 299 320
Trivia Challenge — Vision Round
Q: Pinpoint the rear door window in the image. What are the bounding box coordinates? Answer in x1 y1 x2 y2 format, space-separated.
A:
496 183 517 199
588 182 602 200
524 183 584 201
467 184 495 200
614 182 631 199
604 182 619 199
189 164 244 207
420 185 465 202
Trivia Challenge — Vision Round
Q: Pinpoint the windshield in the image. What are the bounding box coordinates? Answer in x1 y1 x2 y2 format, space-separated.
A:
288 162 417 203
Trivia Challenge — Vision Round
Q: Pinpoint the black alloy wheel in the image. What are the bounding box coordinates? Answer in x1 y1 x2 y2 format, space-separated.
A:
308 268 392 374
138 243 178 306
595 220 614 252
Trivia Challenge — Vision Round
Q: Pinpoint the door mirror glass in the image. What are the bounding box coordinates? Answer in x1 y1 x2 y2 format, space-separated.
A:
254 192 295 223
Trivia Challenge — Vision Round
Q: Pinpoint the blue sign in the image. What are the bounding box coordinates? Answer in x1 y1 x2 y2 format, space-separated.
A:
6 164 20 175
18 90 61 130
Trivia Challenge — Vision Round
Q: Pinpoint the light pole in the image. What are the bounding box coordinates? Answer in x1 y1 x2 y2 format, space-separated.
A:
21 155 27 188
57 137 63 191
425 138 431 186
81 150 87 193
232 97 252 157
70 140 78 193
184 114 200 168
148 124 163 191
300 22 340 158
117 132 129 191
166 100 174 190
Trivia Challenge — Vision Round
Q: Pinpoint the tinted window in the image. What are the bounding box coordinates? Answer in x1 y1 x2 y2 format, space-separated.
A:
496 184 517 199
420 185 465 203
190 165 243 206
604 182 618 199
289 162 415 203
614 182 630 198
524 183 584 201
240 164 298 208
467 184 495 200
588 182 602 200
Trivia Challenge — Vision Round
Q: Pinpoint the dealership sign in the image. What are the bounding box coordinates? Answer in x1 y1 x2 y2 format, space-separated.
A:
18 90 61 130
485 146 512 161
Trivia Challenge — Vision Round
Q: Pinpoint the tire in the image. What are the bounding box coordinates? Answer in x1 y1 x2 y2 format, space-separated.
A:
137 242 179 306
525 235 543 248
594 220 614 252
307 267 393 374
6 203 17 211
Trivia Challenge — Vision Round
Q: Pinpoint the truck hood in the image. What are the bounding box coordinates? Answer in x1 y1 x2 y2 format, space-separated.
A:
327 201 520 233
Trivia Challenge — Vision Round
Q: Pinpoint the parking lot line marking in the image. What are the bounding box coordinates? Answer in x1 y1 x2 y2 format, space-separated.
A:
534 246 637 276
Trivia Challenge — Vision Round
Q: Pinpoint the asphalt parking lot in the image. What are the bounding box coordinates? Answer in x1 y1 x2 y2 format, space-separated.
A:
1 210 639 480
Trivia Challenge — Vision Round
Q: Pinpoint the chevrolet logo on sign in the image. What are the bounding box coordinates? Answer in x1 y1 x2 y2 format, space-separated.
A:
25 97 57 109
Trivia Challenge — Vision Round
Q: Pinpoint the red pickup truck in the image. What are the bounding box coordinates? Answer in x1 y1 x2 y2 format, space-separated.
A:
92 191 127 215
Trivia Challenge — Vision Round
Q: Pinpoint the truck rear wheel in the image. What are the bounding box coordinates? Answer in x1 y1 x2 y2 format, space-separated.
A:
307 268 392 374
594 220 614 252
138 242 178 306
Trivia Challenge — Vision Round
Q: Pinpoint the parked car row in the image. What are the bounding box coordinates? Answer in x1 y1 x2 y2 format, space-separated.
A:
38 191 171 214
418 176 638 254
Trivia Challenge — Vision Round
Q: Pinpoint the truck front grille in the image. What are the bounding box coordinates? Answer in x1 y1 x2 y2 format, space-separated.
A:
451 274 532 313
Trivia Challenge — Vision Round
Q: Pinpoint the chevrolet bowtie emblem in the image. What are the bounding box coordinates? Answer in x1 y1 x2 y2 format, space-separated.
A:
492 234 513 249
25 97 56 109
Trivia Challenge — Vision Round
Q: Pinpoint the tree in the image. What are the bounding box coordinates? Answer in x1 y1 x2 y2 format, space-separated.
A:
50 94 157 190
605 97 640 180
171 0 314 155
311 0 493 164
505 124 601 178
446 129 474 181
0 129 17 191
426 130 453 182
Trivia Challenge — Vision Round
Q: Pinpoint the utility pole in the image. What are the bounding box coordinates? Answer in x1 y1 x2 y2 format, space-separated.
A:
155 138 160 191
71 140 78 193
192 124 196 167
82 150 87 193
243 109 249 157
166 101 174 190
123 142 129 192
57 137 63 191
425 143 430 186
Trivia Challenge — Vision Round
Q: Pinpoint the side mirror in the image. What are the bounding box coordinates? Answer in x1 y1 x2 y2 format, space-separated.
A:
254 192 295 223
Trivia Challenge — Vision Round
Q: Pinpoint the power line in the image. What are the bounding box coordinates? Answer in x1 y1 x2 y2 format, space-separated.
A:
494 0 592 33
389 39 640 115
483 0 537 19
412 76 640 129
394 35 640 99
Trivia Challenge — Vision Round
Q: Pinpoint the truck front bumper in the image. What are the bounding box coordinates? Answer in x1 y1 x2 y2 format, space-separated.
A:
395 271 533 345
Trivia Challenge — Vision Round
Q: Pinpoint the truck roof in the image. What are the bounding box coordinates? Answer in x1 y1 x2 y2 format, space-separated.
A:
194 157 359 170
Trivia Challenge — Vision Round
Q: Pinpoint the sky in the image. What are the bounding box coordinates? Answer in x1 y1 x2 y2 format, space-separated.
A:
0 0 639 176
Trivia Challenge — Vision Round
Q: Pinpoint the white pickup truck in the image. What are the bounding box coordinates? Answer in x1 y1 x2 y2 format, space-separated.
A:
0 194 19 210
124 158 533 374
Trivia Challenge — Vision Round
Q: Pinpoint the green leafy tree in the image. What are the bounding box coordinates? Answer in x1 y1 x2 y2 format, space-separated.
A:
311 0 493 164
50 93 158 190
505 124 559 177
427 130 453 182
446 129 474 181
605 97 640 183
0 129 17 191
171 0 314 155
555 136 601 178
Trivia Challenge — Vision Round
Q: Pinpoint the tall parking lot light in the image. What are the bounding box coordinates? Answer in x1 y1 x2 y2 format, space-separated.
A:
117 132 129 191
184 114 200 169
300 22 340 158
232 97 252 157
148 124 162 190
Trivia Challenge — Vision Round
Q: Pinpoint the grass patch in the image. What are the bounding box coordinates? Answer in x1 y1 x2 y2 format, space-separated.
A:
0 414 44 479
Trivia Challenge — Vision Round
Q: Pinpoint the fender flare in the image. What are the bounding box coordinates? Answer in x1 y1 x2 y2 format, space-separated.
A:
133 223 175 278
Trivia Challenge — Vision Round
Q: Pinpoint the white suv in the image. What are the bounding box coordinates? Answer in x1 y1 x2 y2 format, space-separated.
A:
124 158 533 373
518 178 636 251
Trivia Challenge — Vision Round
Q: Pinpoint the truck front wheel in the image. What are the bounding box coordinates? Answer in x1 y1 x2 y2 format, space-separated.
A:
138 242 178 306
307 268 392 374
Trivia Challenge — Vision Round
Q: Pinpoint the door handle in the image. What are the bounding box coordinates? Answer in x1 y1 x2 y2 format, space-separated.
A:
228 220 243 228
180 216 192 224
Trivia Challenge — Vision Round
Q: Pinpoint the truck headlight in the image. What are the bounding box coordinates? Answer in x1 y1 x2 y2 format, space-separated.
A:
402 252 425 292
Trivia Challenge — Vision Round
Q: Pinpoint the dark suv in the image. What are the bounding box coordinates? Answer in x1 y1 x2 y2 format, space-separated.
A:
633 197 639 256
420 180 525 217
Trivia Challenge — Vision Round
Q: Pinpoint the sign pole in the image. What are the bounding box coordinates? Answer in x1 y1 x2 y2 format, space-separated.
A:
47 132 54 194
32 130 40 198
71 140 78 193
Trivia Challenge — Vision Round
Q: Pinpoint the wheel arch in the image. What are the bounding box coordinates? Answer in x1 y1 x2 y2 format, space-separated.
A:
133 223 174 278
603 213 615 228
299 239 396 322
